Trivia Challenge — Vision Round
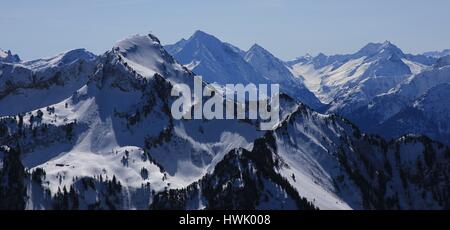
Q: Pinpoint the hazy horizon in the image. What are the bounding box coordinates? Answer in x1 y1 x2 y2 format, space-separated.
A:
2 0 450 61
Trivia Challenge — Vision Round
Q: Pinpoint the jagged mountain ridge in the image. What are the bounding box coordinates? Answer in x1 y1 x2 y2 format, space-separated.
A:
165 30 263 85
165 30 323 110
152 97 450 210
291 41 418 108
288 42 450 145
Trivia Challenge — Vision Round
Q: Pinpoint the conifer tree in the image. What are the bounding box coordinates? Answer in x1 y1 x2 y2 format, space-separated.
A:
0 144 27 210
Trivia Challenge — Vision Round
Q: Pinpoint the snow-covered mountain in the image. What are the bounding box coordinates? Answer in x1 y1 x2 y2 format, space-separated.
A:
243 44 322 109
291 41 423 114
0 49 97 116
0 33 449 210
0 49 21 63
1 34 263 210
288 42 450 144
348 56 450 144
371 83 450 143
423 49 450 58
165 31 323 110
153 96 450 210
165 30 262 85
244 44 297 83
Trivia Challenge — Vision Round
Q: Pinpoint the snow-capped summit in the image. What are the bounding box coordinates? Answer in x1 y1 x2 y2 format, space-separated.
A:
290 41 415 115
246 43 267 53
165 30 263 85
191 30 216 41
0 49 21 63
360 43 411 78
168 30 229 58
24 48 96 70
113 34 182 79
165 31 322 109
243 43 323 109
53 48 96 65
244 43 295 82
355 41 404 59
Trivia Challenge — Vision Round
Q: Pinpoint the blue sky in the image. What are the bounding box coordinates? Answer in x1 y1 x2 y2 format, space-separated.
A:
1 0 450 60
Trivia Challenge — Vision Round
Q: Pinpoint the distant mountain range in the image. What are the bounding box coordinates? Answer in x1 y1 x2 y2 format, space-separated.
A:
165 31 323 110
423 49 450 58
166 31 450 145
289 41 450 145
0 32 449 210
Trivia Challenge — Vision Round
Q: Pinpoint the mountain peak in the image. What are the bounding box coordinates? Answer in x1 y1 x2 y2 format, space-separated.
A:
193 29 208 36
249 43 265 51
0 49 21 63
247 43 273 56
191 30 218 41
184 30 225 50
379 40 400 51
22 48 96 69
115 34 162 49
56 48 96 63
356 41 404 59
113 34 176 78
245 44 288 68
382 40 393 46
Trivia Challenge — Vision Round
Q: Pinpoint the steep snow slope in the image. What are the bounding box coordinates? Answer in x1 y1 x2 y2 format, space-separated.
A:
152 140 317 210
270 106 449 210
